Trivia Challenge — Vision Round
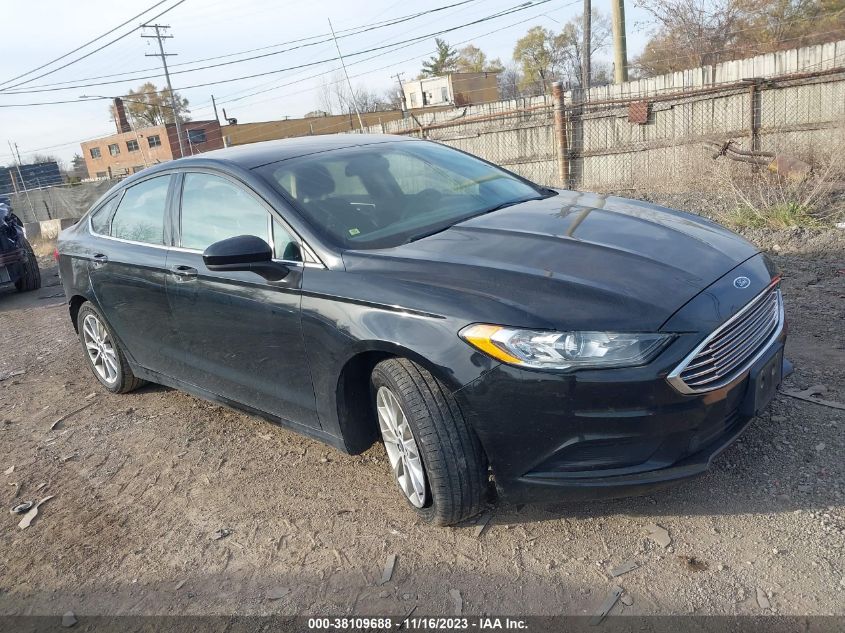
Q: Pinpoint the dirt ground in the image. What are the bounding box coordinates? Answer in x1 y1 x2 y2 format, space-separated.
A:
0 230 843 620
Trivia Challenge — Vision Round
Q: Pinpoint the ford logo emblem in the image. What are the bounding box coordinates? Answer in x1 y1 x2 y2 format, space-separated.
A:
733 276 751 289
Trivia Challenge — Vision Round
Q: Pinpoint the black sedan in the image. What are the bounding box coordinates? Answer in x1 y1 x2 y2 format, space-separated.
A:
57 135 786 525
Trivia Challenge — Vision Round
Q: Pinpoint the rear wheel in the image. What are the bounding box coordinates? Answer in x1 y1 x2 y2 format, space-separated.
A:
77 303 145 394
371 358 488 526
13 241 40 292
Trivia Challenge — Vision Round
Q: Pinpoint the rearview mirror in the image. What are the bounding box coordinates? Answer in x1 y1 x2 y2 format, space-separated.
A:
203 235 289 281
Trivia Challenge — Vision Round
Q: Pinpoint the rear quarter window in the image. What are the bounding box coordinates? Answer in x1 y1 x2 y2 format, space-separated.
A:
89 196 120 235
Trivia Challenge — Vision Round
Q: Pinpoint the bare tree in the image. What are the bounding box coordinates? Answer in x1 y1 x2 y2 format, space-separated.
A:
316 75 337 115
556 10 613 88
121 82 190 127
497 64 524 100
352 85 392 113
512 13 612 93
382 88 404 110
632 0 845 76
513 26 563 94
456 44 505 73
315 72 392 115
633 0 749 73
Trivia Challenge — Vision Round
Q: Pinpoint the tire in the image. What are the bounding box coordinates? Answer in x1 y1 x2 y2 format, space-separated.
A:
14 240 41 292
371 358 488 526
76 303 145 394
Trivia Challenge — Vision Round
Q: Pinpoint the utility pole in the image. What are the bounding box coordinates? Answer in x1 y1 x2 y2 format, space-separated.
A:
582 0 591 90
392 72 407 113
142 24 186 157
7 141 35 217
327 18 364 131
610 0 629 83
211 94 221 125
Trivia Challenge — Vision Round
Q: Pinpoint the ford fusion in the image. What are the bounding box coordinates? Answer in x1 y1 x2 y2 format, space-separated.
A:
57 135 786 526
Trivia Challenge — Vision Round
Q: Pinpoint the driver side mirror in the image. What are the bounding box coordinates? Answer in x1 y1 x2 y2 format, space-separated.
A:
203 235 289 281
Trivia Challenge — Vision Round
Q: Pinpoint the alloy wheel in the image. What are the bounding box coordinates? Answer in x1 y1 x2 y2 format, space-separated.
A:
376 386 428 508
82 314 119 385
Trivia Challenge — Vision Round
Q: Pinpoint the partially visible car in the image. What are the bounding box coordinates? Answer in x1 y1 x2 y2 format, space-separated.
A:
0 199 41 292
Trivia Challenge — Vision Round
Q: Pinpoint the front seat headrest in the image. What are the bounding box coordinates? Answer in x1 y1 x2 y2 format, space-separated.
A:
291 163 335 200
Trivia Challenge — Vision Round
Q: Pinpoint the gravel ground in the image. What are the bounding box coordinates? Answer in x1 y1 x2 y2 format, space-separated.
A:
0 229 843 619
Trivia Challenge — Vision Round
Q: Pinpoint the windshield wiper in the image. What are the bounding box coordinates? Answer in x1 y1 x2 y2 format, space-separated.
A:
455 196 545 224
404 224 455 244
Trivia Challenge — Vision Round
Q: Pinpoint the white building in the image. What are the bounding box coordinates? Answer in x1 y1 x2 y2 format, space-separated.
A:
403 72 500 109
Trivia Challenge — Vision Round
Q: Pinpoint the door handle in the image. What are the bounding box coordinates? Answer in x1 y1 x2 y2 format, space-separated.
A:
170 265 198 280
91 253 108 267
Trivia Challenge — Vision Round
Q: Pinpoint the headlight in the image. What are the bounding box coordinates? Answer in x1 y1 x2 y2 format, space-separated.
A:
459 324 671 370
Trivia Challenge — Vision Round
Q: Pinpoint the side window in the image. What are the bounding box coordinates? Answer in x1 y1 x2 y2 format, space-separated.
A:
180 173 269 251
89 195 120 235
273 220 301 262
110 176 171 244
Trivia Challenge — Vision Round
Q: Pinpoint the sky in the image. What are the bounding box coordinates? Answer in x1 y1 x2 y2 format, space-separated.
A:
0 0 654 166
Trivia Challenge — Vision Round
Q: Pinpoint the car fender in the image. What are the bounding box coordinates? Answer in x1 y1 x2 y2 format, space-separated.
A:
300 286 498 450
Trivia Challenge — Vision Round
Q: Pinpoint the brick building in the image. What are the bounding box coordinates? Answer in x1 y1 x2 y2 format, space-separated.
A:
81 98 224 179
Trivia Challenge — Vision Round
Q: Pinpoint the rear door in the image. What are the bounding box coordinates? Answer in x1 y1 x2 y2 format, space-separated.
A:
87 174 176 373
163 170 320 429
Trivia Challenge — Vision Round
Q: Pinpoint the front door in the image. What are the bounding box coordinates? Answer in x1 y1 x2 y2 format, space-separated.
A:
87 174 175 373
164 171 319 429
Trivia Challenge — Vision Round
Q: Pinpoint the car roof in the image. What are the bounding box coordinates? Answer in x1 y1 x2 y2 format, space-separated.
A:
184 133 418 169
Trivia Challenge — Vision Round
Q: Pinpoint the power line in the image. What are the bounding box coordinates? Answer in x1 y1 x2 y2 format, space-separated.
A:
0 0 188 92
197 1 579 115
0 0 549 98
6 0 573 155
194 0 488 108
0 0 481 94
0 0 175 89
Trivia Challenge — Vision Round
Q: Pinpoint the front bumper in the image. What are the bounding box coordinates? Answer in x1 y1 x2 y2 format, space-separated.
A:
457 336 786 504
454 254 786 505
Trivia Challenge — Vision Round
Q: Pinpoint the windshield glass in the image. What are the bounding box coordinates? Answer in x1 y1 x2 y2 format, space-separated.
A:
256 140 552 249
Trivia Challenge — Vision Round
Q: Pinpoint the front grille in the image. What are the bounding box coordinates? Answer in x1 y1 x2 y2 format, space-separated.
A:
670 285 782 393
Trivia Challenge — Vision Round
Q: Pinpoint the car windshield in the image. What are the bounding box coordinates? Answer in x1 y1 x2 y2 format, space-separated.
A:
256 140 553 249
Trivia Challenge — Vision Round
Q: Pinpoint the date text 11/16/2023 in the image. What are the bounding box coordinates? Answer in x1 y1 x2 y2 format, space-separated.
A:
306 617 528 629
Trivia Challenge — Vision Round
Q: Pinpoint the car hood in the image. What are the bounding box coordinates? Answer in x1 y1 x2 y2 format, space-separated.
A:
342 191 759 331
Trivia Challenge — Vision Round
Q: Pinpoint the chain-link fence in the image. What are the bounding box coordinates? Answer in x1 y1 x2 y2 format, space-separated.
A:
7 180 114 224
568 68 845 194
368 96 559 186
360 39 845 208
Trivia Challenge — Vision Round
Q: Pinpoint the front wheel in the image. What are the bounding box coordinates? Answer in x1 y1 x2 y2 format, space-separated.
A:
371 358 488 526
